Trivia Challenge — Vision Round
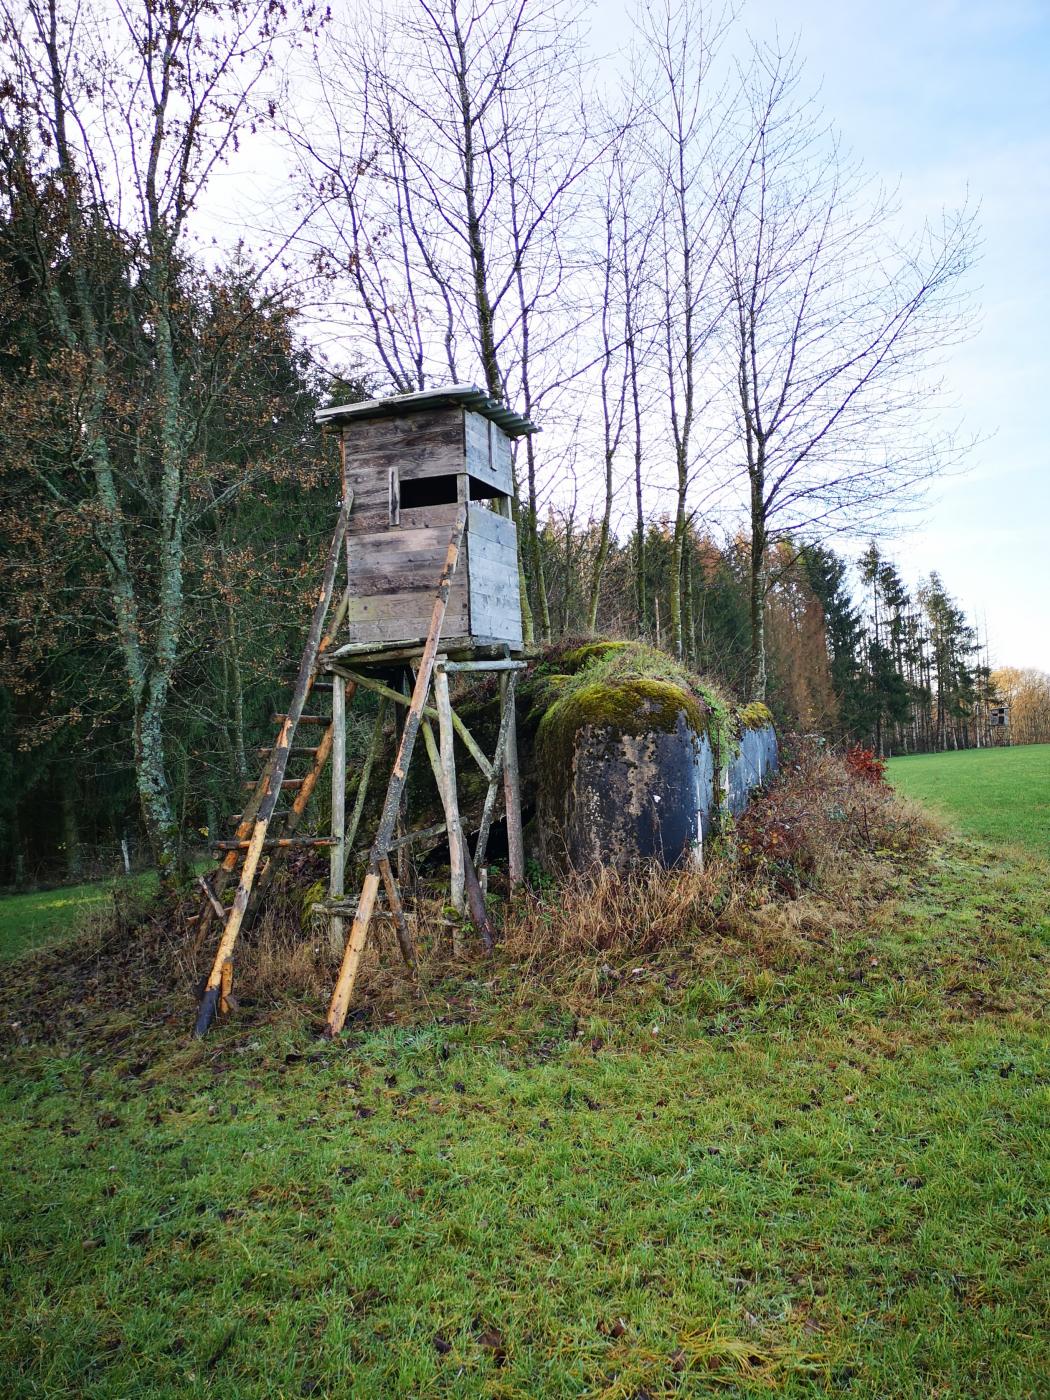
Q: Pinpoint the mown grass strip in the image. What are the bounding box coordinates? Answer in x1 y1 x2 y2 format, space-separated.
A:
889 742 1050 854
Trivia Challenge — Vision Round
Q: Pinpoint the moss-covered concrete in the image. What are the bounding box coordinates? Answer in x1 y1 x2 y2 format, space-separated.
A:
536 677 711 781
525 638 736 769
524 639 779 874
739 700 774 731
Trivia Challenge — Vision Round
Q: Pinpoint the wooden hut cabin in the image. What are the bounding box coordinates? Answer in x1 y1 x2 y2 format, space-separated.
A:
316 386 536 656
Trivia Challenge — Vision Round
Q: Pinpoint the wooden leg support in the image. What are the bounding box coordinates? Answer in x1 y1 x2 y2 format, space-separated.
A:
433 667 465 914
329 674 347 957
501 671 525 888
324 511 466 1036
219 959 234 1016
326 868 382 1036
379 857 416 968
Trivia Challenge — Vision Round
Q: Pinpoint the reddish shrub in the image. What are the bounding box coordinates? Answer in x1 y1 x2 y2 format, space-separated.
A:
844 744 887 786
734 739 930 895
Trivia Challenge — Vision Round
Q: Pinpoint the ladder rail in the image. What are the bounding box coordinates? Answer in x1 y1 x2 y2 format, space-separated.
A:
193 494 352 1037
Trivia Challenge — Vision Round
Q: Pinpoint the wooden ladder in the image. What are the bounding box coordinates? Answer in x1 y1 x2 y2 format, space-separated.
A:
192 495 352 1036
192 499 500 1040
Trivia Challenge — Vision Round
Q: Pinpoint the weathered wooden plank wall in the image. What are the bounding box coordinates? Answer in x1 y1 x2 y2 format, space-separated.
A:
341 409 522 650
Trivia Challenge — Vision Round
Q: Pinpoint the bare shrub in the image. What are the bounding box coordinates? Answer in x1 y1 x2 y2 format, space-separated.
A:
736 738 938 895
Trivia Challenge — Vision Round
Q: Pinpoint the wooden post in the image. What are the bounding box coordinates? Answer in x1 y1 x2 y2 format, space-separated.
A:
434 666 465 915
378 857 416 968
395 670 412 895
501 671 525 887
344 698 388 860
462 850 495 953
473 670 517 879
329 673 347 956
219 959 233 1016
325 511 466 1037
420 716 493 952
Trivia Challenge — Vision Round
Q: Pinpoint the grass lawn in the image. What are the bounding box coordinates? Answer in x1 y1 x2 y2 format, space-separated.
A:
1 755 1048 1398
0 875 158 963
1 834 1048 1398
888 743 1050 855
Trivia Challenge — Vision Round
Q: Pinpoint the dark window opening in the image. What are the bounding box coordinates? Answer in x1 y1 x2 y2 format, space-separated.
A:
468 474 509 505
399 473 458 510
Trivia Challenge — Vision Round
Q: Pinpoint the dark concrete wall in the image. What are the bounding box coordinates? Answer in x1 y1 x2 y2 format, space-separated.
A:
538 711 777 874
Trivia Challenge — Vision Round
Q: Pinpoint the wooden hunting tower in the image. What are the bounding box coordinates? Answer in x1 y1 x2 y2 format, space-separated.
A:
190 386 536 1040
316 385 537 654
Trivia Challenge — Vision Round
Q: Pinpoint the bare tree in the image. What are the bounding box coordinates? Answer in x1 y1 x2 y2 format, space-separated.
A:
718 46 976 700
631 0 743 660
295 0 599 642
0 0 304 878
586 127 660 634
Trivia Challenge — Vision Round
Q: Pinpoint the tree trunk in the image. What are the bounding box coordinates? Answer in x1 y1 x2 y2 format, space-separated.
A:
521 434 551 641
61 781 82 881
683 537 696 667
133 691 180 885
669 484 687 660
587 449 614 634
747 508 768 702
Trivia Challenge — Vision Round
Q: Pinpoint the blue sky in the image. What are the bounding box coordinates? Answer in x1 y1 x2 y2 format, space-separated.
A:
699 0 1050 669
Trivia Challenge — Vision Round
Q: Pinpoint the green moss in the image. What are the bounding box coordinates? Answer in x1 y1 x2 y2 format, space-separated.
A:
556 640 634 672
300 879 326 929
738 701 773 731
526 638 742 780
537 678 710 780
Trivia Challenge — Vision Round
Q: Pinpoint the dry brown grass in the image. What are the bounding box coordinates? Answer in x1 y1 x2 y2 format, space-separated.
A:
498 740 940 982
172 743 940 1019
734 740 940 893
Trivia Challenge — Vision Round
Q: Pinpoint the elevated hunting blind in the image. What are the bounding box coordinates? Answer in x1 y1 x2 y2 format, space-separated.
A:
191 386 535 1041
316 385 536 654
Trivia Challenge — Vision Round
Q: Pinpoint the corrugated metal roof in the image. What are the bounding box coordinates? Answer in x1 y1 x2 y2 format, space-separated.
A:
315 383 538 438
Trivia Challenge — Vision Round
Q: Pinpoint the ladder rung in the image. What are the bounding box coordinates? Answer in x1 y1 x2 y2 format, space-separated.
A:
242 778 305 791
271 713 329 724
256 746 321 757
212 837 336 852
228 811 290 825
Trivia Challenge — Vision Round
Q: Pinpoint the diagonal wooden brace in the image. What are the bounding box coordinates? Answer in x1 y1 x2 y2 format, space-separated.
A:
325 510 466 1037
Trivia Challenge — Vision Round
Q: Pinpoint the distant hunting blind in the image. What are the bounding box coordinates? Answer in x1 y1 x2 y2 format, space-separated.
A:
316 386 537 653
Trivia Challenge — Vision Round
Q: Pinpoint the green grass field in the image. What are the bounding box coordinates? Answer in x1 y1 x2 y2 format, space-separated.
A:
1 766 1047 1397
889 742 1050 854
0 874 159 963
